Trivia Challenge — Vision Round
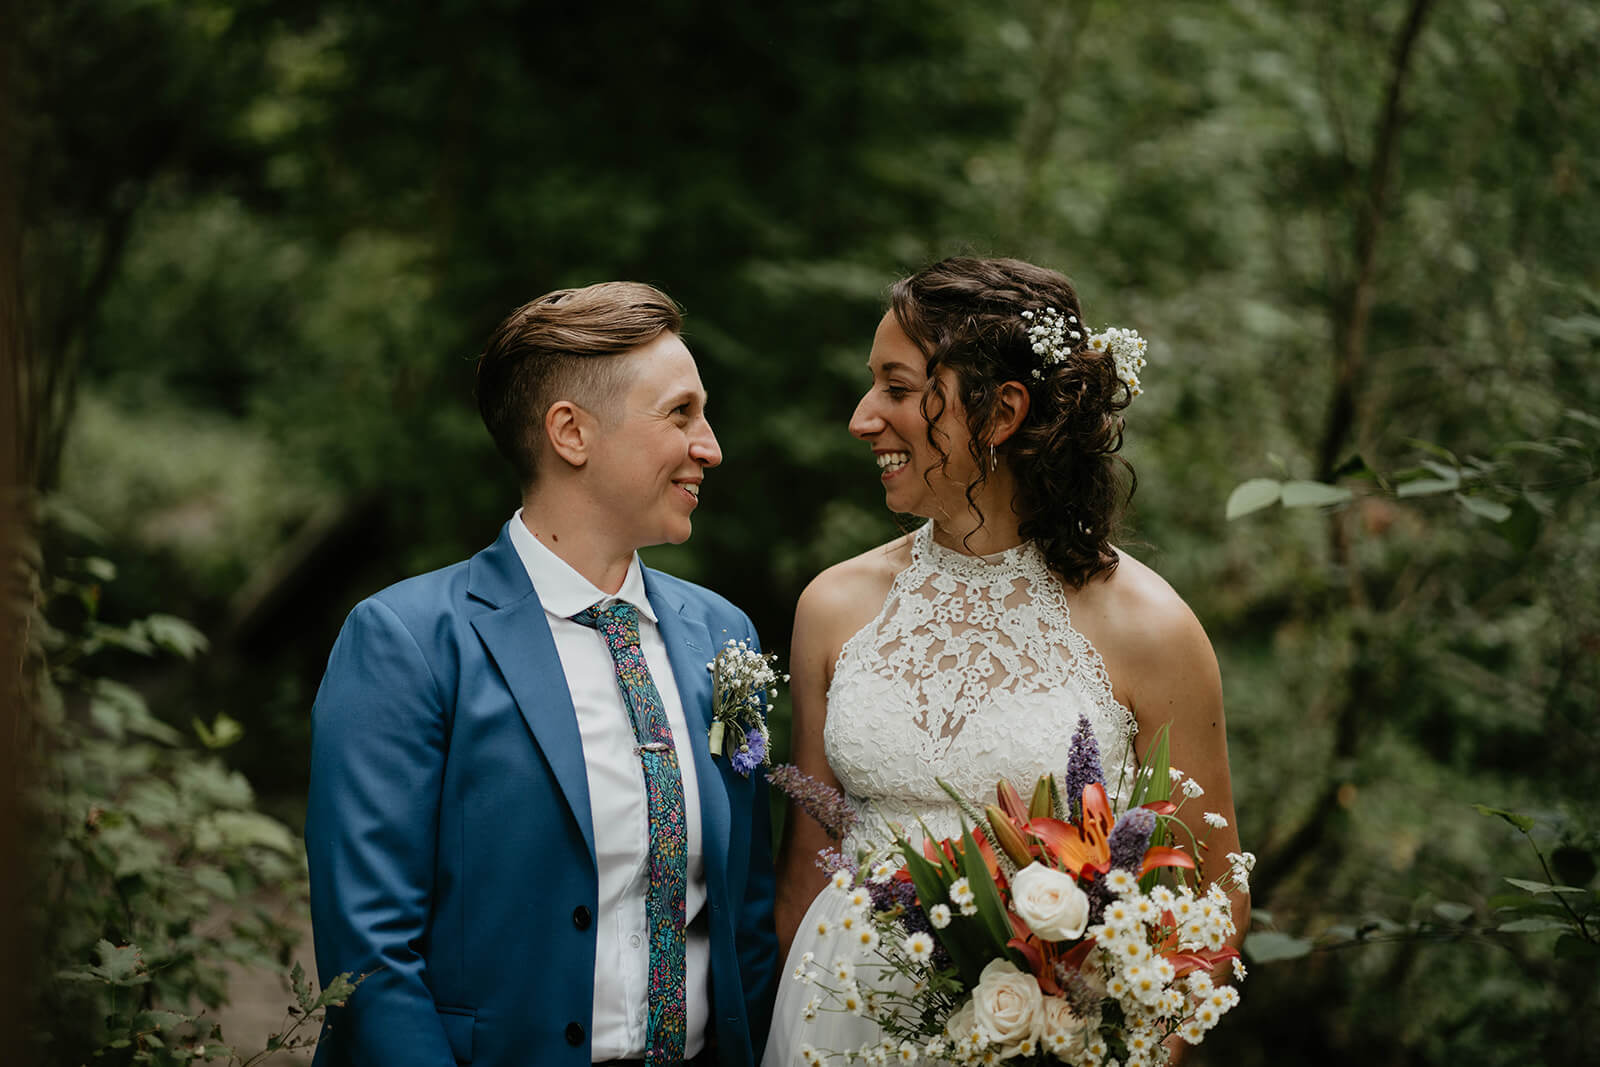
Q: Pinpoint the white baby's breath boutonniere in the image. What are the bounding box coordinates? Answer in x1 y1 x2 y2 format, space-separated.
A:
706 639 786 776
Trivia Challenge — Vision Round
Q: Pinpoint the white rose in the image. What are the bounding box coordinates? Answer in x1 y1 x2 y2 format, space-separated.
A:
944 998 978 1042
1010 862 1091 941
1040 996 1090 1056
971 960 1044 1056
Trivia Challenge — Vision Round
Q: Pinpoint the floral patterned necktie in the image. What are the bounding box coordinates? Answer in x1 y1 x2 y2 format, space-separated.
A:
572 601 687 1066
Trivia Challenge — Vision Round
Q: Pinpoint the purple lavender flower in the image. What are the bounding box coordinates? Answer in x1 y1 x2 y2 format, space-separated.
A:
1108 807 1156 872
766 763 859 840
1063 714 1105 823
815 847 855 877
730 730 767 775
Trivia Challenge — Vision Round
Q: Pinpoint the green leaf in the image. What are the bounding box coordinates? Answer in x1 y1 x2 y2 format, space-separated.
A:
1128 723 1172 813
91 941 149 985
1432 901 1473 923
292 961 314 1012
134 1010 192 1032
1225 478 1281 520
1455 493 1512 522
1279 480 1353 509
1396 476 1460 497
1504 877 1586 895
1496 917 1572 933
1244 930 1314 962
896 833 981 986
1473 804 1536 833
194 811 297 855
958 826 1016 960
83 556 118 582
314 972 361 1010
1562 407 1600 431
193 713 245 751
190 865 237 901
144 614 210 660
1404 439 1461 467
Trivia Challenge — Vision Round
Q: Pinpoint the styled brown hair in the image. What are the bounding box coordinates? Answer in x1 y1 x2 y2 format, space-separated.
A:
475 281 683 484
889 257 1135 588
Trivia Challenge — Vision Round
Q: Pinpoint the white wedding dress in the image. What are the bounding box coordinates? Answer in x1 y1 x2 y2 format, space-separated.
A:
762 524 1138 1066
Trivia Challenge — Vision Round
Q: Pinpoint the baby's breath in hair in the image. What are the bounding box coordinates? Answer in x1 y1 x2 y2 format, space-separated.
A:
1021 307 1083 380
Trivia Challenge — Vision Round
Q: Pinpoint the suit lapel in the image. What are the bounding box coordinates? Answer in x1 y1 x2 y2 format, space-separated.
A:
645 570 732 904
468 526 596 869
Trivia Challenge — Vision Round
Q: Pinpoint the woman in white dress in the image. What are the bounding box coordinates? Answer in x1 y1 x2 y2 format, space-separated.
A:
762 257 1248 1065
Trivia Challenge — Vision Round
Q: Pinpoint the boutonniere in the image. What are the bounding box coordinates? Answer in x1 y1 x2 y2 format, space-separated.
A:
705 639 786 777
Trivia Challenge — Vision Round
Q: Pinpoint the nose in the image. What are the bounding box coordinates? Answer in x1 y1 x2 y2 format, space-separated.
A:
691 415 722 468
849 389 883 440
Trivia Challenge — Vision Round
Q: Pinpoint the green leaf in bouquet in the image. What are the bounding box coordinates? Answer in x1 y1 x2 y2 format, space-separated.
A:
1128 723 1172 812
895 830 984 987
957 826 1018 962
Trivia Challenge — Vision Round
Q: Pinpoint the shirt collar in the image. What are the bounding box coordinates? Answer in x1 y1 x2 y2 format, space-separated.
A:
507 508 657 623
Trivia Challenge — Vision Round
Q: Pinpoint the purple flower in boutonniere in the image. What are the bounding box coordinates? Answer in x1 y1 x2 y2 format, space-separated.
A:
706 639 786 777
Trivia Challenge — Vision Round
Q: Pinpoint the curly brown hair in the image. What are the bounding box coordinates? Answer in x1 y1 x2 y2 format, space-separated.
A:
888 256 1135 588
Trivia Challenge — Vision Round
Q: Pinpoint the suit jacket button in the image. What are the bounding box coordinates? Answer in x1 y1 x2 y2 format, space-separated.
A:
572 905 592 931
565 1022 584 1046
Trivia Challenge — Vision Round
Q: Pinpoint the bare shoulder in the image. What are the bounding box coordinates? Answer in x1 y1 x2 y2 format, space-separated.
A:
1069 548 1218 709
793 532 914 665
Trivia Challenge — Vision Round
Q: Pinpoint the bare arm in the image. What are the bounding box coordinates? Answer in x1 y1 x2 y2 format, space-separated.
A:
1125 601 1248 1065
772 578 848 962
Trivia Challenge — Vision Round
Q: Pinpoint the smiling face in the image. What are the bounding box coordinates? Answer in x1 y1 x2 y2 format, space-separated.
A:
848 312 981 521
581 331 721 550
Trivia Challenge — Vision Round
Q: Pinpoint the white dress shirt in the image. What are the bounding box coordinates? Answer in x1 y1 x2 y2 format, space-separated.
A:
508 510 708 1061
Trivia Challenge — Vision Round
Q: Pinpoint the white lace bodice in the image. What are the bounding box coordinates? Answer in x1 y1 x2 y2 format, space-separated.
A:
825 523 1137 849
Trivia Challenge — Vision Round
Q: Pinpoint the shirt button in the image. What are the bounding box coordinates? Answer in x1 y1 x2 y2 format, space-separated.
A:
565 1021 585 1046
572 906 592 931
629 933 643 949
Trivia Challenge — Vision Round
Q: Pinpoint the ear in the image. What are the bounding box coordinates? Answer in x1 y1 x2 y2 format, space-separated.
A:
544 400 596 469
988 381 1032 448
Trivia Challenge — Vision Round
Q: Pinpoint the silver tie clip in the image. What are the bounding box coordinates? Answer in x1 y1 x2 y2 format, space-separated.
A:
637 742 672 754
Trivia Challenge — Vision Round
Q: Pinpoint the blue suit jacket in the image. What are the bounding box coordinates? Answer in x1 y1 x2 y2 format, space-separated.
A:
305 523 779 1067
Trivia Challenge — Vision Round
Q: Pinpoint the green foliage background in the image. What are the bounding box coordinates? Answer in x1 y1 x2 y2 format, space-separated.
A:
14 0 1599 1063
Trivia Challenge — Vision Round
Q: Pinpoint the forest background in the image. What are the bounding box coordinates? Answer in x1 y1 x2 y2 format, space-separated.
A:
5 0 1598 1064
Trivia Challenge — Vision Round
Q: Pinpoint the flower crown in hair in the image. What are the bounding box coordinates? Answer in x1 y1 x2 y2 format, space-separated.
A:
1022 307 1149 399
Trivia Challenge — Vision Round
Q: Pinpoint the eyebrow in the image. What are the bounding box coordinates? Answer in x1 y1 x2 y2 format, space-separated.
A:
663 387 707 407
871 360 919 376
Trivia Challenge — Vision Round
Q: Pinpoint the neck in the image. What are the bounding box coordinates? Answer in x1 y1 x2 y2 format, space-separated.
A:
926 473 1025 556
520 487 636 595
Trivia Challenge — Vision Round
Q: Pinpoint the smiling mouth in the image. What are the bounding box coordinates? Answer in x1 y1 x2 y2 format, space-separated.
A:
677 481 700 500
876 452 910 474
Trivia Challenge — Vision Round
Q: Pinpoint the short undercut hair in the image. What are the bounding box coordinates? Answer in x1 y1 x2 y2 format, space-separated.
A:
475 281 683 484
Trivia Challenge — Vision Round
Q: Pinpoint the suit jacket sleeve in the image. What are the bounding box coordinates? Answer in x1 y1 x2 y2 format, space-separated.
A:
305 596 456 1067
735 614 781 1060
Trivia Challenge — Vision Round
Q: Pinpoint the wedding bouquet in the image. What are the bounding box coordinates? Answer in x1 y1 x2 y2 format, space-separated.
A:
775 717 1253 1067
